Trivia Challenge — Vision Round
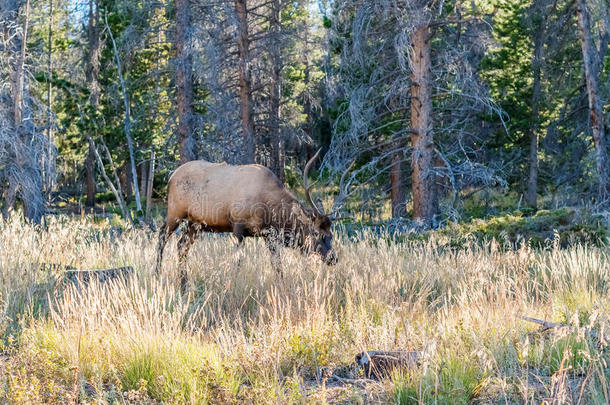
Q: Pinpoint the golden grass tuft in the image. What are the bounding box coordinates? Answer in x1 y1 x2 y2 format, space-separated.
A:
0 214 609 404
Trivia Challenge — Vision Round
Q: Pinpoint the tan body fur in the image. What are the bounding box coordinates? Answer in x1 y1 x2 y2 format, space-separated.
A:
165 160 299 235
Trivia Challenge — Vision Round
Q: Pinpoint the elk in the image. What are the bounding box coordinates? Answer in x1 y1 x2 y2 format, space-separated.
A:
155 150 348 291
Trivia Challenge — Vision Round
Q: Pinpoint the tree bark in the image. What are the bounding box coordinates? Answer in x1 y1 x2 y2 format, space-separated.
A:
576 0 609 200
235 0 255 163
84 0 101 208
410 25 437 223
120 160 133 202
526 3 546 208
269 0 284 182
175 0 195 164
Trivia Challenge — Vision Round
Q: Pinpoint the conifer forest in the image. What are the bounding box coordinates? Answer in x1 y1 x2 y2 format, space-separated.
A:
0 0 609 403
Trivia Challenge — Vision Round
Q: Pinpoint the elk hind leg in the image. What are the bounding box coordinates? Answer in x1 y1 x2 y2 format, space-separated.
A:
156 219 180 276
231 223 248 267
265 237 283 277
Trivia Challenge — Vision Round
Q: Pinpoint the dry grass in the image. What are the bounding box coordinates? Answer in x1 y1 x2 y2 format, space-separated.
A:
0 214 609 404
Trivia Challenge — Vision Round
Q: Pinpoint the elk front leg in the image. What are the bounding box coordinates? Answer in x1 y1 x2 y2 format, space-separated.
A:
265 237 283 276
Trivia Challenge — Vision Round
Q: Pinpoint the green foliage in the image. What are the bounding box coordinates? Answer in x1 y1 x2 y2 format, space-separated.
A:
428 208 608 248
526 333 592 375
393 354 488 404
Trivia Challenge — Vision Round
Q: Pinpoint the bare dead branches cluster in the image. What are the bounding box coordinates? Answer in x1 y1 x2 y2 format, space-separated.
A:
320 0 508 223
192 0 316 171
0 2 55 223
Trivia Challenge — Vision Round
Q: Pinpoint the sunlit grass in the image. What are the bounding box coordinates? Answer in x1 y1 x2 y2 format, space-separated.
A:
0 214 609 403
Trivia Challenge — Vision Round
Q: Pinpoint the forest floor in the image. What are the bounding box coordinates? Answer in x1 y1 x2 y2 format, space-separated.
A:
0 214 609 404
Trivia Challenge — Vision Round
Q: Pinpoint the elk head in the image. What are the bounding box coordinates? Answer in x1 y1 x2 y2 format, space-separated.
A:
297 149 338 265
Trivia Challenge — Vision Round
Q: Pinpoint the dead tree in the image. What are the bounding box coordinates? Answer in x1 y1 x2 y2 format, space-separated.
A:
269 0 284 182
12 0 29 127
84 0 102 208
576 0 609 200
145 151 155 219
0 0 46 223
194 0 314 166
105 12 142 213
175 0 196 164
45 0 56 196
390 142 404 218
87 135 134 225
235 0 255 163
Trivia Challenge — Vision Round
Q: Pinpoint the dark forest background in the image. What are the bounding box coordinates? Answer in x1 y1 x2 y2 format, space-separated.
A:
0 0 608 227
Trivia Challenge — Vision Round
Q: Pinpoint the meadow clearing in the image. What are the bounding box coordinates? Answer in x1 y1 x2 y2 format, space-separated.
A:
0 214 609 404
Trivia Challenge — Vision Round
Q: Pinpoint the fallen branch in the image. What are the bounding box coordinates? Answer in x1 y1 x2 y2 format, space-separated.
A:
317 366 375 386
331 374 374 386
518 315 600 340
519 315 575 332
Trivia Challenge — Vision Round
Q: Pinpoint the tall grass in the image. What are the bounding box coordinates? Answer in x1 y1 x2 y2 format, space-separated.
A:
1 214 609 404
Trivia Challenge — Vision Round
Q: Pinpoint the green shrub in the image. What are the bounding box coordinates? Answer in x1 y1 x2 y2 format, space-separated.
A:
427 208 608 248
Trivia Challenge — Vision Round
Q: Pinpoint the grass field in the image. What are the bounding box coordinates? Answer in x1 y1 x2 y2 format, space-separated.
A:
1 215 609 404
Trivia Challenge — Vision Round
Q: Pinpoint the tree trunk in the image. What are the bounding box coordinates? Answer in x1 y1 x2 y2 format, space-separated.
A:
576 0 609 200
12 0 30 126
410 25 437 223
235 0 255 163
120 160 133 202
2 184 18 219
145 151 155 220
85 140 96 207
45 0 54 195
526 4 546 209
84 0 101 208
390 147 404 218
175 0 195 164
139 160 148 198
269 0 284 182
302 20 313 141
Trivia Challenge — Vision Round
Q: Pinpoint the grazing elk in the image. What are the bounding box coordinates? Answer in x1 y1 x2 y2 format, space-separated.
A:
155 150 348 291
